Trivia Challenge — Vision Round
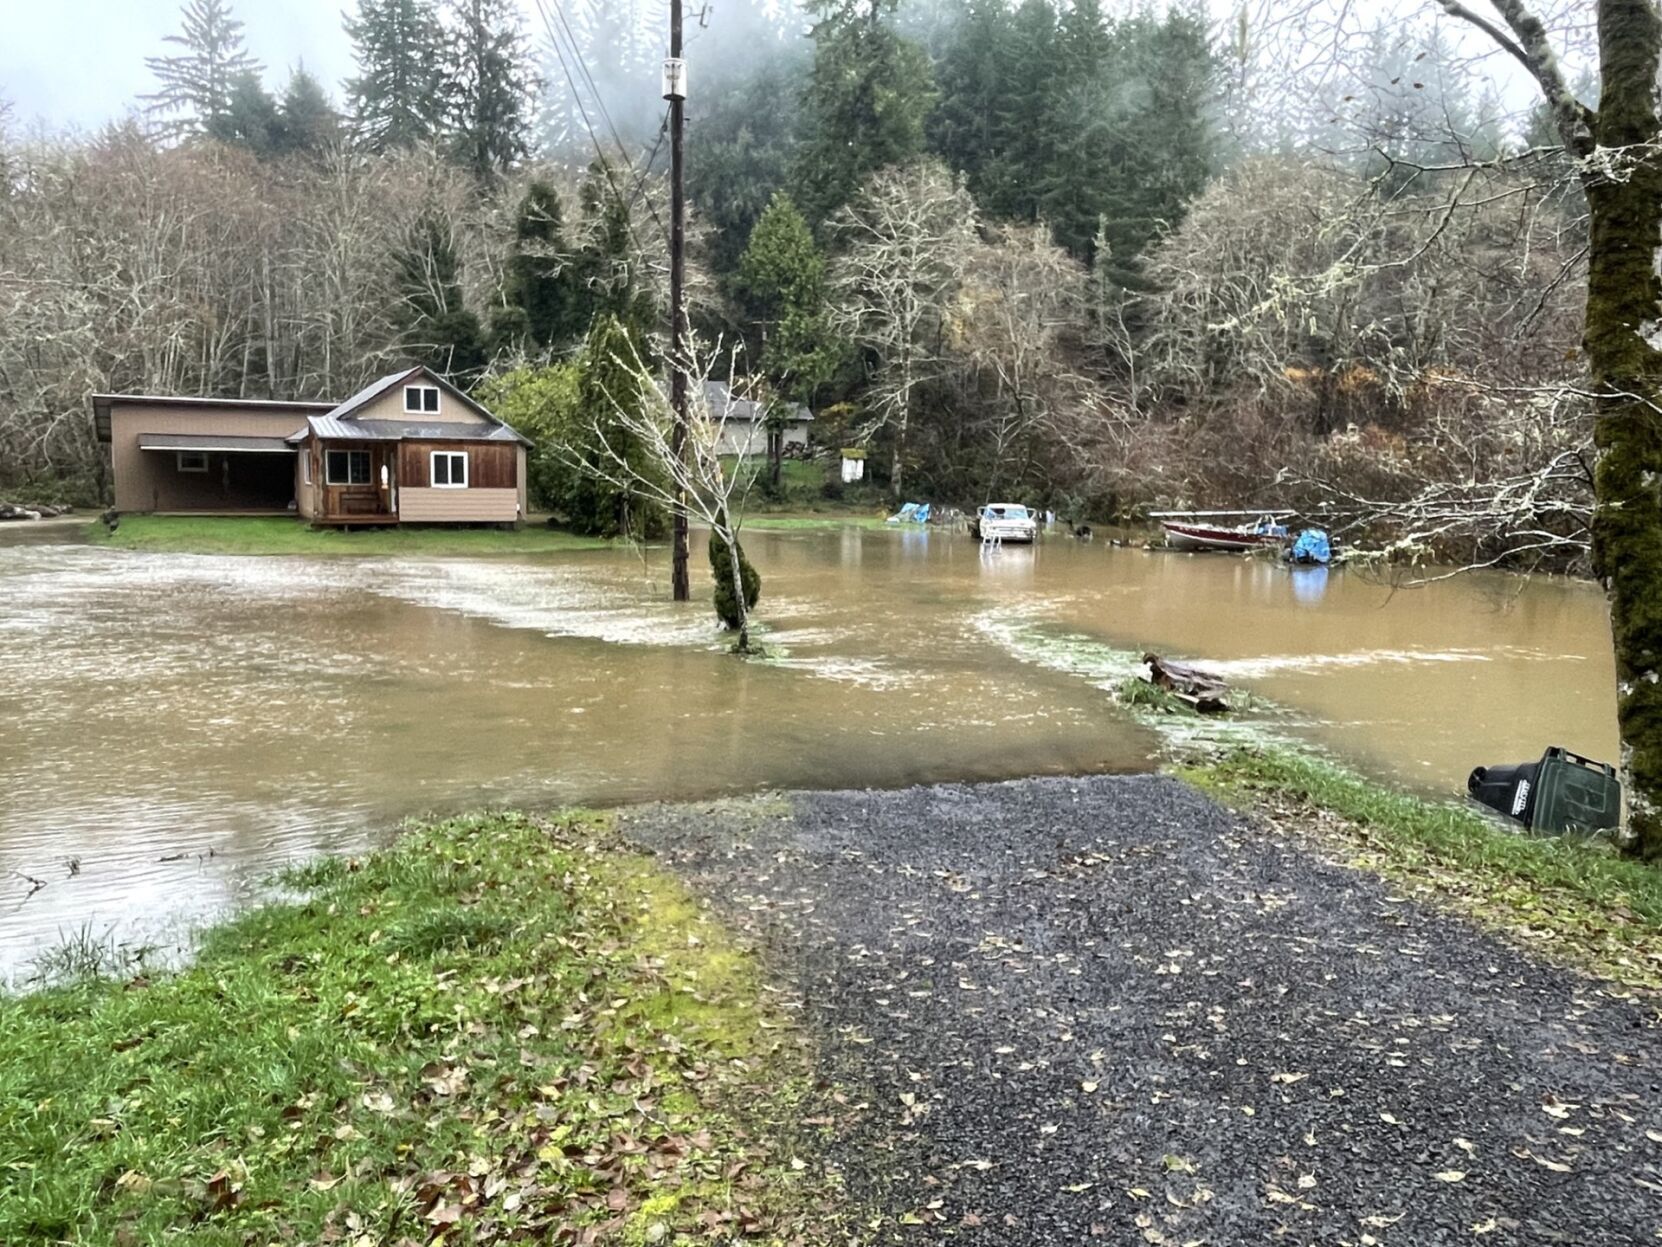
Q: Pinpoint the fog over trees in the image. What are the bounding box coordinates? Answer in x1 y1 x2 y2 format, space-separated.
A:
0 0 1602 557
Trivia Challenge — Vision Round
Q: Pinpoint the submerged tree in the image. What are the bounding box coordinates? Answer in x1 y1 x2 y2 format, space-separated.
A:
553 332 766 651
709 523 761 631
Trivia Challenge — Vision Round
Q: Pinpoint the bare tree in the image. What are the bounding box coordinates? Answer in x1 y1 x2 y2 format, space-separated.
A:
549 329 765 653
829 160 977 500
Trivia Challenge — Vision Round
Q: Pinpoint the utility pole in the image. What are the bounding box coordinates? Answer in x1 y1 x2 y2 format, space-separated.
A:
665 2 690 602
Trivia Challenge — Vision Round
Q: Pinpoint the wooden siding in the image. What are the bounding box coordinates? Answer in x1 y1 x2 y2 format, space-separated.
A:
397 441 518 490
317 443 395 521
398 487 519 522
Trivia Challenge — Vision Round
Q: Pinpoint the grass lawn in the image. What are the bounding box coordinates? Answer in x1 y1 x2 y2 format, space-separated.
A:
730 458 892 517
88 515 614 556
0 813 835 1246
741 515 892 532
1182 747 1662 992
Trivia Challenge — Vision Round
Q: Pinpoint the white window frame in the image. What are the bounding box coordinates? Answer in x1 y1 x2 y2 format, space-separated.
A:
404 385 441 414
176 450 208 473
301 453 312 486
430 450 468 489
325 449 371 486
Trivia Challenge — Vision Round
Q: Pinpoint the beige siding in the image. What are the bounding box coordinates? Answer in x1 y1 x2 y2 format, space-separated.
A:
294 442 317 518
713 420 811 458
109 404 309 512
398 487 519 523
355 380 490 425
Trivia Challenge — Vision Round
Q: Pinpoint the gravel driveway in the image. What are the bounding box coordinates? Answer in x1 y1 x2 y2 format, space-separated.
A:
620 775 1661 1246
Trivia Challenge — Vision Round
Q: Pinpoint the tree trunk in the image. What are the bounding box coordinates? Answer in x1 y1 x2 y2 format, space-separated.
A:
1587 0 1662 855
724 528 752 653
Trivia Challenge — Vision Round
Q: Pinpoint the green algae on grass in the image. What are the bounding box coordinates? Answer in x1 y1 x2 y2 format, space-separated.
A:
1182 747 1662 992
0 811 839 1245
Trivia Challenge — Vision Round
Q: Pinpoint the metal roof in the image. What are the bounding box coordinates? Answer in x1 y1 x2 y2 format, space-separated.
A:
291 416 530 445
320 368 422 422
138 432 297 453
702 381 813 424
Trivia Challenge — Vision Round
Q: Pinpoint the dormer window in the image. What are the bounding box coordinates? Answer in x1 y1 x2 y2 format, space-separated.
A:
404 384 440 414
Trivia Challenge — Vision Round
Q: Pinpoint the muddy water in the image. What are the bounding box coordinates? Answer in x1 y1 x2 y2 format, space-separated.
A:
0 525 1616 977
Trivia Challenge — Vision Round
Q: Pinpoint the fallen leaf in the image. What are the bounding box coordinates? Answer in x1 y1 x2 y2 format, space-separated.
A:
1432 1170 1466 1183
1518 1148 1572 1173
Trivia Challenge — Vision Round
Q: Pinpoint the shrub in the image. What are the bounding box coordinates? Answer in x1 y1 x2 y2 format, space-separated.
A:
709 528 761 629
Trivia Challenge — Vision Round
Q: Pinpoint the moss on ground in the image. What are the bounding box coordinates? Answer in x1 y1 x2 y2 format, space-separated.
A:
1181 748 1662 992
0 812 840 1245
88 515 614 556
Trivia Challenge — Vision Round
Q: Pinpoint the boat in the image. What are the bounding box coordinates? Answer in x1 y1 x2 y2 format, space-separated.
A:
968 503 1038 544
1154 511 1291 552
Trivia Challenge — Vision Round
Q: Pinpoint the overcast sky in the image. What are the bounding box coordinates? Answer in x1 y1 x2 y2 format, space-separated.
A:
1 1 1568 137
2 1 366 132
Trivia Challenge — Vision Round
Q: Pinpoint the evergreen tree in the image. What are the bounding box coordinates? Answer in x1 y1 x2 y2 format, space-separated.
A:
709 523 761 630
982 0 1057 221
736 191 841 488
274 67 343 156
571 161 657 340
445 0 535 183
1042 6 1216 261
493 180 584 352
735 192 840 403
570 314 665 539
688 56 807 278
144 0 262 138
207 71 282 155
396 215 488 382
795 0 936 224
344 0 449 151
928 0 1012 209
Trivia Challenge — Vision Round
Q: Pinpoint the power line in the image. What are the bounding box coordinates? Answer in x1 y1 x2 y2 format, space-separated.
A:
531 0 669 243
530 0 654 258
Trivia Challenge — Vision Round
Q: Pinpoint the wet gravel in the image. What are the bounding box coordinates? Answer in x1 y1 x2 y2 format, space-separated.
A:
619 775 1662 1246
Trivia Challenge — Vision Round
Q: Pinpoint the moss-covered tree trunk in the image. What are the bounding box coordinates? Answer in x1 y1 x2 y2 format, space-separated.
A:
1586 0 1662 855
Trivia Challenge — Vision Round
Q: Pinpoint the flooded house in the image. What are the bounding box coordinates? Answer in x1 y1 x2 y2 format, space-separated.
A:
94 365 531 525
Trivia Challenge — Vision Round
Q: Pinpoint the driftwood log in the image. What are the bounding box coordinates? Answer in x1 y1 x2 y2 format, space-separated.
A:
1142 653 1231 714
0 502 70 521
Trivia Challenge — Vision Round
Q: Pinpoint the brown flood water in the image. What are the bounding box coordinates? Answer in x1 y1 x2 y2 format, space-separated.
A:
0 524 1616 977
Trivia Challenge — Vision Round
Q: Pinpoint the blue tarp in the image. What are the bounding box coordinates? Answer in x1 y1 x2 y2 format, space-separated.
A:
1288 528 1332 565
886 502 930 524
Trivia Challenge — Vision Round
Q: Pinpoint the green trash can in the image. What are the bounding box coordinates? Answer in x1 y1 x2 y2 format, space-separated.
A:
1527 747 1622 836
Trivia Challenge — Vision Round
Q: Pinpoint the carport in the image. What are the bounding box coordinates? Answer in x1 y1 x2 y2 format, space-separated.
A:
135 432 298 513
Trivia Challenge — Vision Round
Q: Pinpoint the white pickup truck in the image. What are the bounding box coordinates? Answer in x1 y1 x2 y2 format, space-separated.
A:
971 503 1038 544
